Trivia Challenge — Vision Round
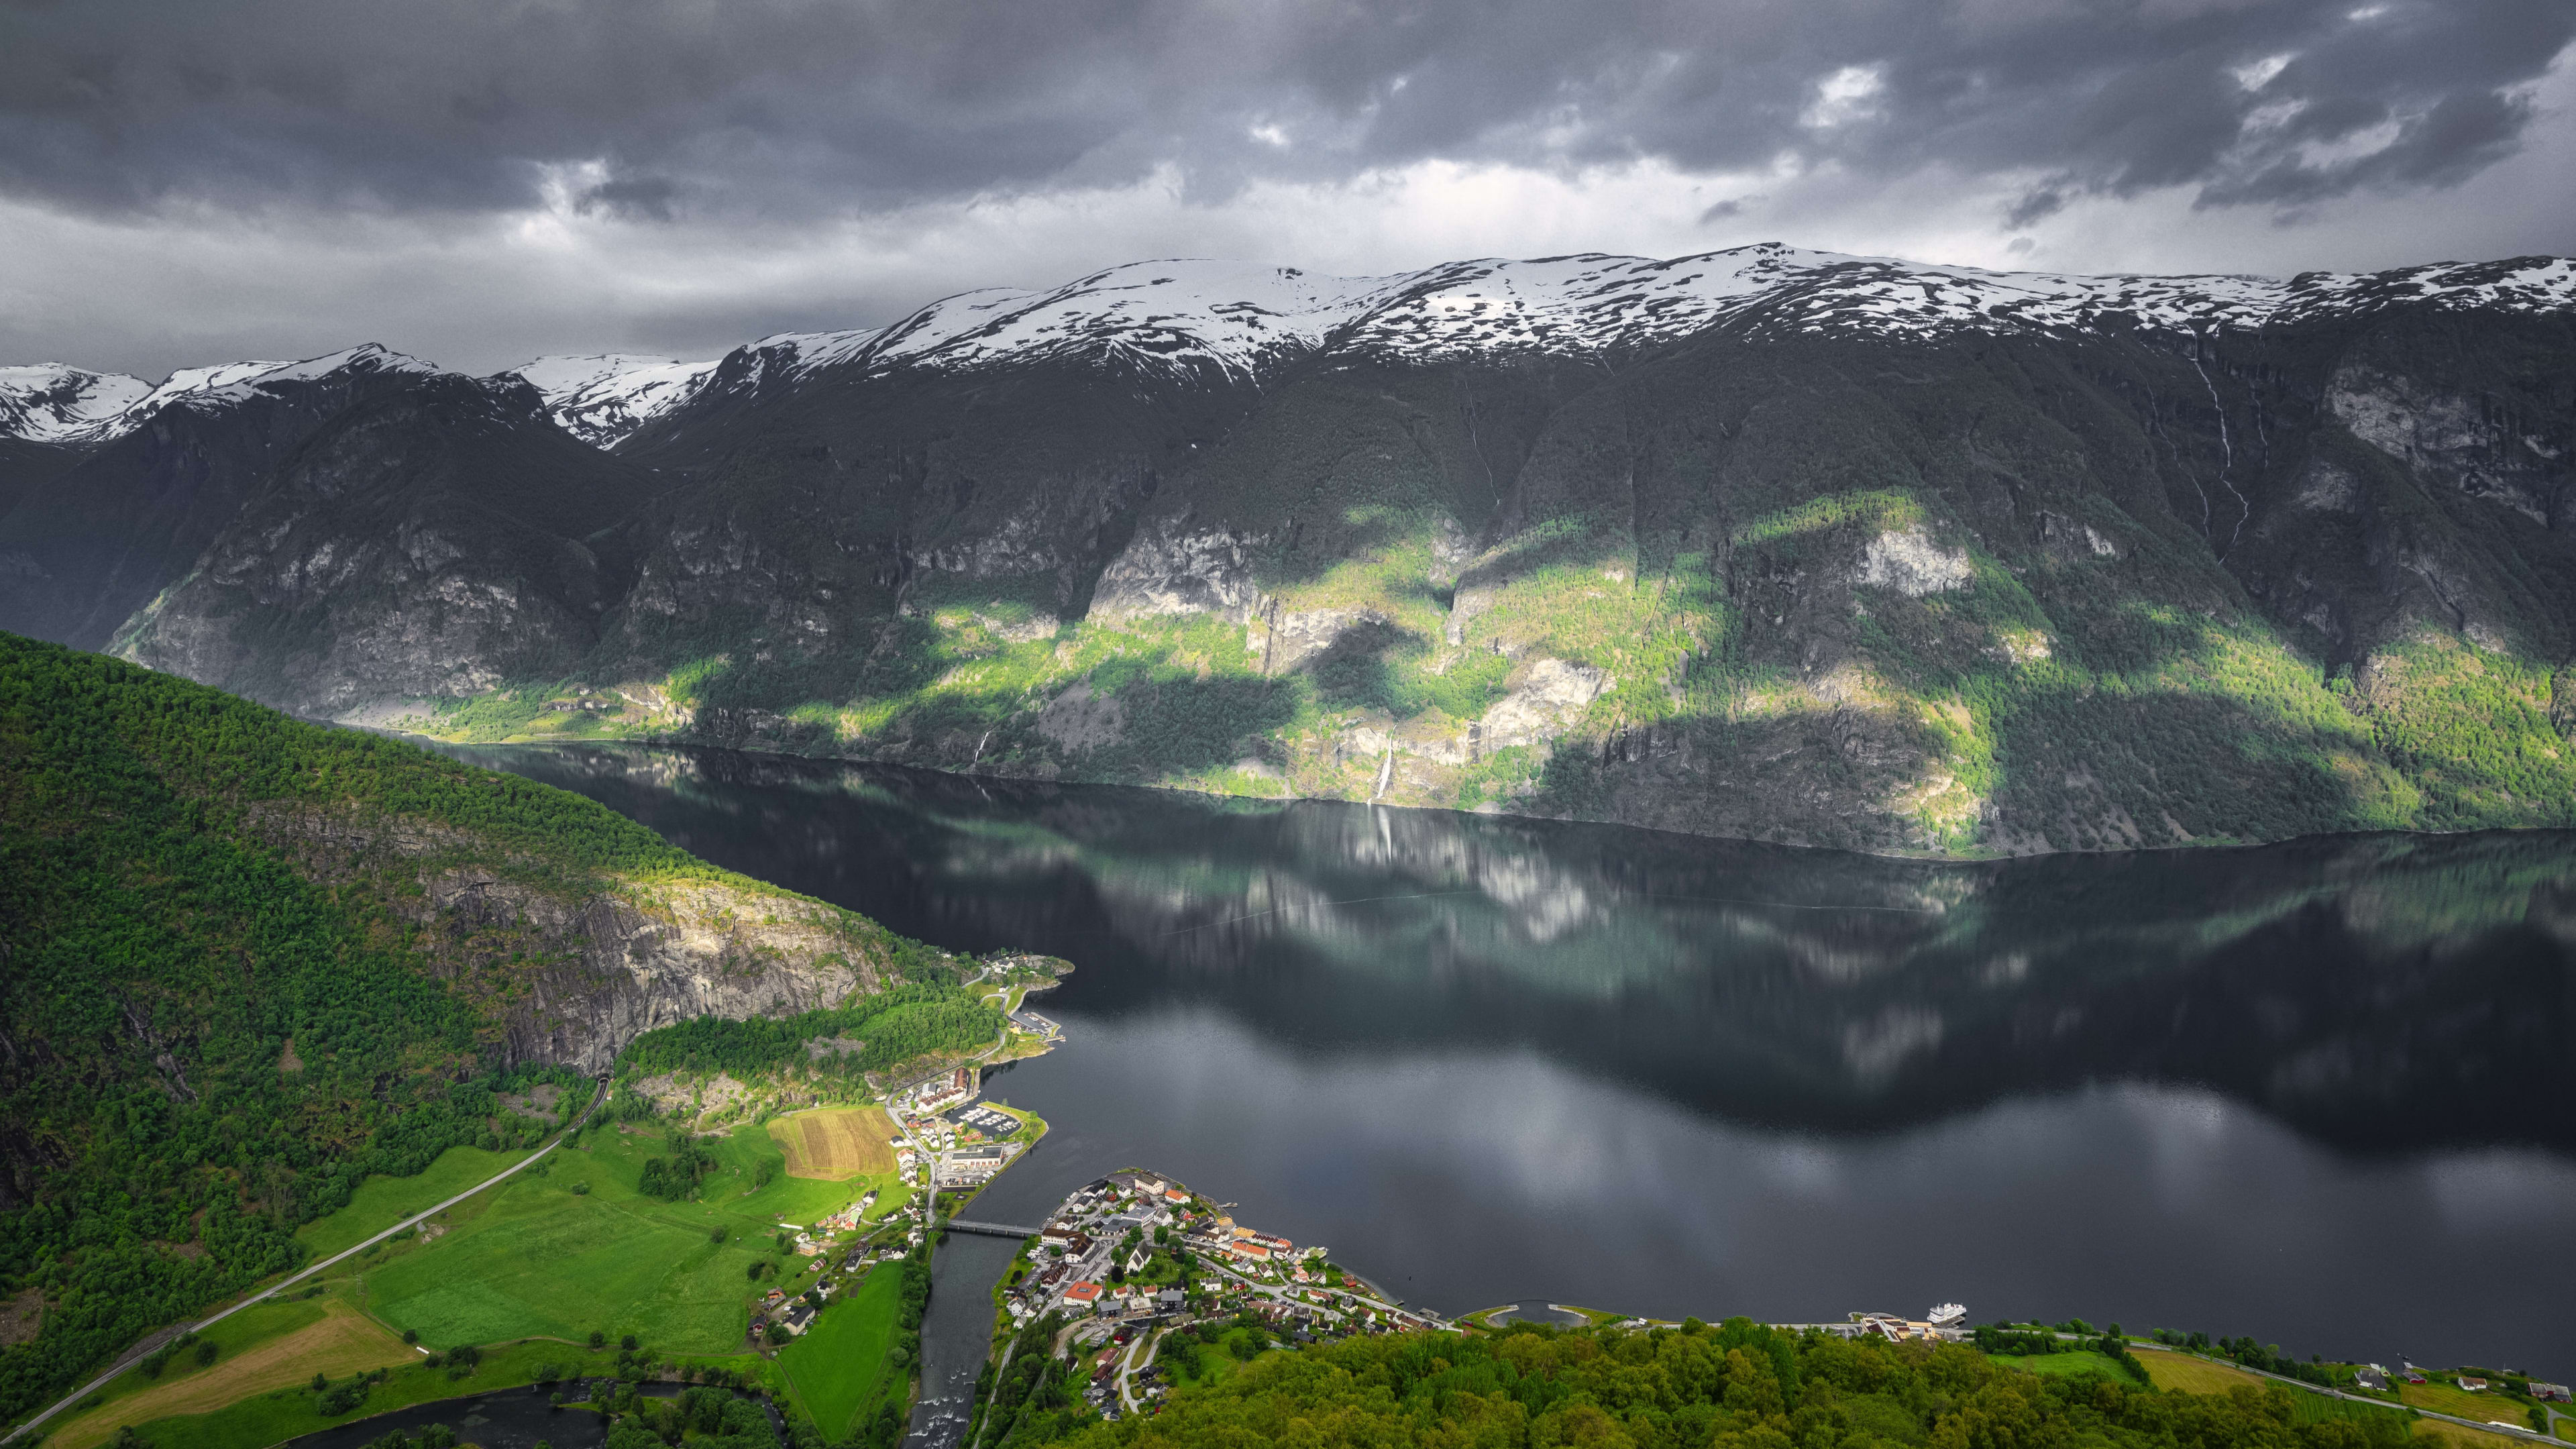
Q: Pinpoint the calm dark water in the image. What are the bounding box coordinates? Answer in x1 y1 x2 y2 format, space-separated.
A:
283 1384 688 1449
441 743 2576 1380
909 1232 1022 1446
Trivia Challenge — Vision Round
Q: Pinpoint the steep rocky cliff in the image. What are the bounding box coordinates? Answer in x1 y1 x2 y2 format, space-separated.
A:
248 801 882 1073
0 346 436 651
112 372 668 714
13 247 2575 855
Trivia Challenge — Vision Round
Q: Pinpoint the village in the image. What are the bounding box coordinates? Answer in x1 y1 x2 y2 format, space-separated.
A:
745 1063 1040 1346
987 1169 1446 1417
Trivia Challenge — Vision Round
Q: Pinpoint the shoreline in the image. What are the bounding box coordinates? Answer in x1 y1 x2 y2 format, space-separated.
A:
407 730 2576 865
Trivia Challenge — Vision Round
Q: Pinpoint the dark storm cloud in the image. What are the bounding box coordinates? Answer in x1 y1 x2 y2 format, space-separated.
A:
0 0 2565 223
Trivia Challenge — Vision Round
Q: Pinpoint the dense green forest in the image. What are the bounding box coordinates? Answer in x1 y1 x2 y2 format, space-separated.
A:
614 983 1007 1086
992 1318 2415 1449
0 633 910 1426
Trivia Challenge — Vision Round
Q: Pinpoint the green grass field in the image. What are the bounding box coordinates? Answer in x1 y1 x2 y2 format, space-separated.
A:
353 1122 897 1354
297 1145 534 1257
1988 1350 2144 1382
779 1269 906 1438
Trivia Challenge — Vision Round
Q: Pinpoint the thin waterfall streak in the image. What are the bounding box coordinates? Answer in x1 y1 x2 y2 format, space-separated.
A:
2194 344 2250 553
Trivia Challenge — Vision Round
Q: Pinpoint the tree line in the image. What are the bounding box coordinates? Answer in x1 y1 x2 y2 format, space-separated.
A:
999 1316 2418 1449
613 981 1005 1085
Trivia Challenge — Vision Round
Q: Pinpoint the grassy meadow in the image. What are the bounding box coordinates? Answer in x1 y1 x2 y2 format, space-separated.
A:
340 1118 904 1354
74 1107 917 1449
1988 1350 2146 1382
294 1144 535 1258
777 1269 906 1439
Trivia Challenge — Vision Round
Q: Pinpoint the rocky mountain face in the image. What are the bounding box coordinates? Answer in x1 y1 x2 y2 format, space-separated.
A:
0 345 437 649
112 372 669 714
9 246 2575 855
251 800 878 1073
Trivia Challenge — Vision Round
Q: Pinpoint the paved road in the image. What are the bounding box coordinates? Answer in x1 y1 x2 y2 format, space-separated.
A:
1199 1253 1442 1331
1114 1320 1191 1415
2 1076 608 1446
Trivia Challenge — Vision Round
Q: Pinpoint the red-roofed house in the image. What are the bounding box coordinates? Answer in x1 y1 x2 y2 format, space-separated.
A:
1063 1281 1103 1307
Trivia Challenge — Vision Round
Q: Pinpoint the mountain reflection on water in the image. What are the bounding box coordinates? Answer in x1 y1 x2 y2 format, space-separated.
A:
453 743 2572 1155
434 744 2574 1371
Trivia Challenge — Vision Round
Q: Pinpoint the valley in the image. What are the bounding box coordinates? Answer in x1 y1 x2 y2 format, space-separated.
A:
0 644 2569 1449
3 242 2574 1449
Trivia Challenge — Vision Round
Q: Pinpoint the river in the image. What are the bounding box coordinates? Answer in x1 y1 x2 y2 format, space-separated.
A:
439 743 2576 1407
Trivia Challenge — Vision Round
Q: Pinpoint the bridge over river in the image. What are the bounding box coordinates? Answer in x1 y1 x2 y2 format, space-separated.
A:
946 1220 1040 1239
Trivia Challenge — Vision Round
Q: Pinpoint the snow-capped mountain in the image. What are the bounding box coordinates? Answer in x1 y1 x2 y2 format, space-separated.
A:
502 354 719 449
13 243 2574 861
696 246 2576 392
0 344 435 449
0 365 155 445
15 247 2576 453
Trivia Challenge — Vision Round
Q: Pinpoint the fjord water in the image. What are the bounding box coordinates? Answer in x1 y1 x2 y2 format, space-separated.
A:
445 743 2574 1374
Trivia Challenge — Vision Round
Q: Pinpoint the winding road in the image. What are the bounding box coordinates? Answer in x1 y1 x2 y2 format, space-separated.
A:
2 1076 608 1446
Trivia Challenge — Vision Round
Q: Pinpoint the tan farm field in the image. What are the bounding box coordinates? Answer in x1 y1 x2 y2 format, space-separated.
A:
767 1106 898 1180
50 1301 413 1449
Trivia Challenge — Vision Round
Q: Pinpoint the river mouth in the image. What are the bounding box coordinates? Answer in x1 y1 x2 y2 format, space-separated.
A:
437 741 2576 1378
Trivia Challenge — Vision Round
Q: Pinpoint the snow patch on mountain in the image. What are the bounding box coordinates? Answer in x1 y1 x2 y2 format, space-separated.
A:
690 246 2576 399
506 353 718 447
0 343 435 446
11 248 2571 448
0 365 154 445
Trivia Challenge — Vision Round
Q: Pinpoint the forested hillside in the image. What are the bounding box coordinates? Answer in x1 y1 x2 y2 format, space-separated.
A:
994 1317 2413 1449
0 633 957 1424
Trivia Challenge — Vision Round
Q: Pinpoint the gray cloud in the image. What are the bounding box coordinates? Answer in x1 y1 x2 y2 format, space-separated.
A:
1 0 2566 224
574 174 679 222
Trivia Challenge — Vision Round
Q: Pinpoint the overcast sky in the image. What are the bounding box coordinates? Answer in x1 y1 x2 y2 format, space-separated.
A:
4 0 2571 379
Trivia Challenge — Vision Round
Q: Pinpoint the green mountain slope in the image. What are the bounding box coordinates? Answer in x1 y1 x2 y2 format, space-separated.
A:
0 632 953 1424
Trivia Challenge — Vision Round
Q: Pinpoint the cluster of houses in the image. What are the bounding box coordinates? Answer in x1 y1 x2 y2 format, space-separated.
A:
747 1191 922 1346
2449 1374 2571 1402
885 1074 1033 1188
910 1066 977 1116
800 1189 879 1239
1003 1170 1435 1340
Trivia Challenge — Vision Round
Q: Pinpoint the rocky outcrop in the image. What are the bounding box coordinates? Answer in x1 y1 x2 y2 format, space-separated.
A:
2330 364 2569 526
1855 527 1974 596
254 804 883 1073
1089 523 1267 623
1478 658 1607 753
424 870 873 1073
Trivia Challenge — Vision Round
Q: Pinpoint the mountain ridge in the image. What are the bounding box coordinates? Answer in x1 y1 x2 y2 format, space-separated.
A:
5 244 2573 857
